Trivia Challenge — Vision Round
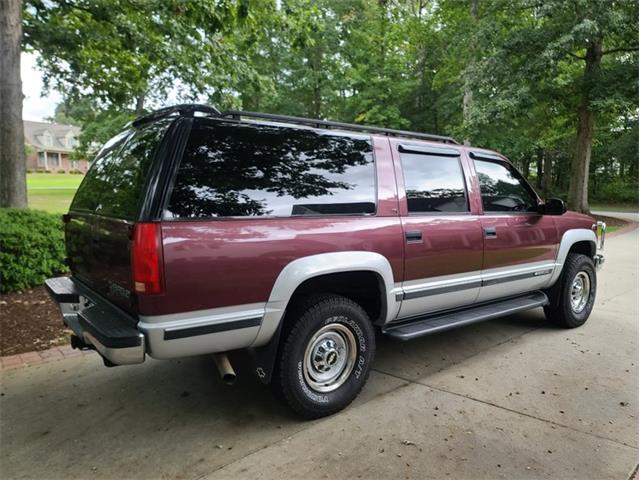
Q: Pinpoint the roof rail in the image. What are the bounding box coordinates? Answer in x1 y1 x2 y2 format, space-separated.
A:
220 110 459 145
132 103 220 127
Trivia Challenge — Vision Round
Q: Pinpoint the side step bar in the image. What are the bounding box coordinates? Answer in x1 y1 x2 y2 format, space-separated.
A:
382 291 548 341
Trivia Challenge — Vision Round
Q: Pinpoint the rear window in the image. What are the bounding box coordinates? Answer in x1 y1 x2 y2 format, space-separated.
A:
165 121 376 218
71 120 170 219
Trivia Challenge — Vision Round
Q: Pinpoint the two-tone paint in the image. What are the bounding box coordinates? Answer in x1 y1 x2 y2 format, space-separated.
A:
127 126 597 360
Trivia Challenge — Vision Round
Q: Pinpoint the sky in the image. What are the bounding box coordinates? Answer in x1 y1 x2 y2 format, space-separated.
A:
22 52 61 121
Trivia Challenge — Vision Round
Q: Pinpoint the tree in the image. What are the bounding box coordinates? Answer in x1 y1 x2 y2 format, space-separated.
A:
0 0 27 208
23 1 255 114
453 0 637 212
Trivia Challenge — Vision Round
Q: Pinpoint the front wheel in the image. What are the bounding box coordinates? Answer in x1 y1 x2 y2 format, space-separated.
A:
544 253 597 328
274 294 375 418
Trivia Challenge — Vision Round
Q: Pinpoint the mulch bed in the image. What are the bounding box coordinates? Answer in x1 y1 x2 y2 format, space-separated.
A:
1 213 635 357
591 214 629 229
0 286 71 356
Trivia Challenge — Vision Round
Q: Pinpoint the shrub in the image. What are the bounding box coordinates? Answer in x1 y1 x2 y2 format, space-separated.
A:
0 209 68 294
591 179 639 204
57 169 66 174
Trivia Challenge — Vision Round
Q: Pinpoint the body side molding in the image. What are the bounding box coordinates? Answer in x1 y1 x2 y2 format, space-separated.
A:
253 251 399 346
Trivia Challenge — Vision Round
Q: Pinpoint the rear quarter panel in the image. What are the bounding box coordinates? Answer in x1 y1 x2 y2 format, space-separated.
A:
138 137 404 316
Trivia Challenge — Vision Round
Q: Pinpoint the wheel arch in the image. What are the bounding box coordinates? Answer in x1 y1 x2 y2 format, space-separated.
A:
547 228 597 288
247 252 398 385
253 251 399 347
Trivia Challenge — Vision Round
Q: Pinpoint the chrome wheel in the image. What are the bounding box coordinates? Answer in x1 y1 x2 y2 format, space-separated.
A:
570 271 591 313
303 321 357 393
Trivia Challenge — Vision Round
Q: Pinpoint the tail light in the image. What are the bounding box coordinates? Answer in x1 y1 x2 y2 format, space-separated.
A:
131 223 163 295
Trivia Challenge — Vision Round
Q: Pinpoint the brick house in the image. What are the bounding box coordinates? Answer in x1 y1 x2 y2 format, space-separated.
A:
24 120 89 173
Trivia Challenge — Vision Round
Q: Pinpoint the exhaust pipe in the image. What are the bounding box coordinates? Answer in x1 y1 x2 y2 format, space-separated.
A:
213 353 236 385
70 334 93 351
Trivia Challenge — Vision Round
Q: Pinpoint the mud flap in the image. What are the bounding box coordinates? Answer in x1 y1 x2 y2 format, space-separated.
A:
247 320 284 385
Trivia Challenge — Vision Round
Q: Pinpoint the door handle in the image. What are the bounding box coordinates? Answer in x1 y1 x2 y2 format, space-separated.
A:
405 231 422 242
484 227 497 238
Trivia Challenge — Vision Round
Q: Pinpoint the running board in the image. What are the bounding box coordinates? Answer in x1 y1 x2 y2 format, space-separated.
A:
382 291 549 341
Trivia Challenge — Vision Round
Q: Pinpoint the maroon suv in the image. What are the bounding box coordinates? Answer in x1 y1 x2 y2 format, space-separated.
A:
46 104 605 418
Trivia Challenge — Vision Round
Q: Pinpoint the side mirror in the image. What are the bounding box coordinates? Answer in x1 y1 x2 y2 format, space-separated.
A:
538 198 567 215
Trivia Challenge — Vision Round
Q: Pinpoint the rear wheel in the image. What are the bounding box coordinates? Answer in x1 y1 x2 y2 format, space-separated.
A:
274 294 375 419
544 253 596 328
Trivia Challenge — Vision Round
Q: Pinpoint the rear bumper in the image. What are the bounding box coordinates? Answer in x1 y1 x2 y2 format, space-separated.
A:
45 277 145 365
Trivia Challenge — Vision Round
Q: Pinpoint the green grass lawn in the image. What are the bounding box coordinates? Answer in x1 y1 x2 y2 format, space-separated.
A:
590 202 638 212
27 172 84 189
27 173 82 213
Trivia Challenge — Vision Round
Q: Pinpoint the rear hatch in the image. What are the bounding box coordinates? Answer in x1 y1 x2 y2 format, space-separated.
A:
65 119 171 315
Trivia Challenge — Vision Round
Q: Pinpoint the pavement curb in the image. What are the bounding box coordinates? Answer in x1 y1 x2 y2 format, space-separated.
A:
1 345 94 371
607 221 638 238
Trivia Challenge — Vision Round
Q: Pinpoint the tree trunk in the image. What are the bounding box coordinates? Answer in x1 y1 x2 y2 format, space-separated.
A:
567 38 602 213
535 150 543 189
521 158 530 179
462 0 479 145
0 0 27 208
542 152 553 198
135 93 146 116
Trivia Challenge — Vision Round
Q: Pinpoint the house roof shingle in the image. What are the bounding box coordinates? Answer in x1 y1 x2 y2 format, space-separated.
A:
24 120 81 153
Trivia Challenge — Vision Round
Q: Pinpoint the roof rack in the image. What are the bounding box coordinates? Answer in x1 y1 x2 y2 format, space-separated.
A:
132 104 459 144
220 110 459 145
132 103 221 127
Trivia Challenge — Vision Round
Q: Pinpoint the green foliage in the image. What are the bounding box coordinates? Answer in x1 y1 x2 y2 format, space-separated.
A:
591 179 638 204
0 209 68 293
23 0 253 109
25 0 637 207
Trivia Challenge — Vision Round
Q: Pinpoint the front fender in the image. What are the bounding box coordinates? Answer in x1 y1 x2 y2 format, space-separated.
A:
547 228 597 287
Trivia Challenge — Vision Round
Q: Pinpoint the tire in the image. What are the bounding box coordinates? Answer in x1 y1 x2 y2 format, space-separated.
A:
273 294 376 419
544 253 597 328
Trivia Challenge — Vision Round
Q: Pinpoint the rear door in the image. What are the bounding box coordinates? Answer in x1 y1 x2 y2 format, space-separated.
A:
391 140 484 319
470 152 559 303
66 119 171 314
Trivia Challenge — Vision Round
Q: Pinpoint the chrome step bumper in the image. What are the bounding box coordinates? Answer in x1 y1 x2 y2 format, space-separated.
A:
45 276 145 366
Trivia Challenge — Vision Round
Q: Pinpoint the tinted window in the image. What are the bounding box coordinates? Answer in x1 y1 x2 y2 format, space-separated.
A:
71 121 169 219
166 121 376 218
401 152 468 213
474 159 538 212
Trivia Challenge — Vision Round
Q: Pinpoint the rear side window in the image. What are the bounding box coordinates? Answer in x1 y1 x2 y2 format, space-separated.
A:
71 120 169 219
474 159 538 213
165 121 376 218
400 152 468 213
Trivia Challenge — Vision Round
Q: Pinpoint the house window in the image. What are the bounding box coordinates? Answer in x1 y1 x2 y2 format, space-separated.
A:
66 134 76 148
37 152 47 168
71 160 78 170
47 152 60 168
42 131 53 147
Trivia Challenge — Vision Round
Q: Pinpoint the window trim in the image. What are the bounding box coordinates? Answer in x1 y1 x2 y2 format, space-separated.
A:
399 149 471 216
70 120 172 221
472 157 541 215
399 143 460 157
162 119 379 221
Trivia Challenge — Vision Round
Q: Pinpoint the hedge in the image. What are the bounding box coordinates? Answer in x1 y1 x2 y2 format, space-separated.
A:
0 208 68 294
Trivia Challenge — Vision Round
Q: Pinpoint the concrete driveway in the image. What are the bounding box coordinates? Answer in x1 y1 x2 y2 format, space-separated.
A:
592 210 639 223
1 229 637 480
